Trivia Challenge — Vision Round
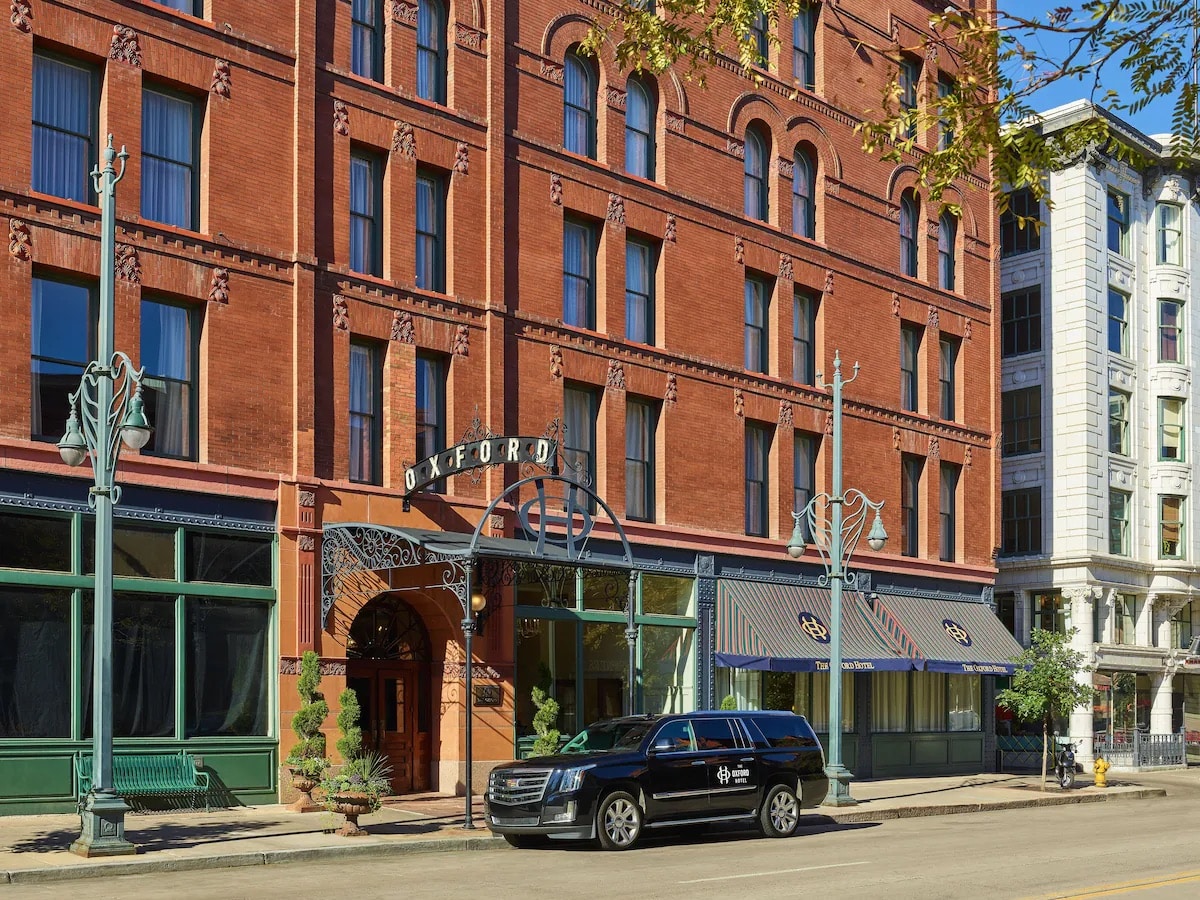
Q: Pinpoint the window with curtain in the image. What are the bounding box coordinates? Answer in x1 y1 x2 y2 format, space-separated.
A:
417 0 448 104
625 237 655 344
416 168 446 292
1107 190 1130 256
793 288 817 384
912 672 947 732
350 150 382 276
416 352 446 491
564 384 598 492
1109 388 1131 455
793 431 817 543
31 275 95 441
1109 489 1131 556
625 77 655 179
1108 288 1129 355
1160 299 1183 363
744 126 769 221
142 86 198 230
186 599 270 737
900 190 919 276
1000 189 1041 257
1159 397 1185 461
938 211 957 291
744 275 770 373
900 322 921 411
745 422 771 536
873 670 909 732
1160 495 1184 559
948 674 980 731
939 336 957 420
1158 202 1183 265
563 218 596 329
1001 386 1041 456
151 0 200 14
625 398 656 521
792 148 815 238
940 463 959 562
0 588 72 738
792 3 816 91
563 50 596 157
901 454 922 557
85 522 176 579
1001 487 1042 556
899 56 920 138
0 511 72 572
805 672 854 733
349 340 381 484
641 625 695 715
141 299 198 460
186 531 272 585
351 0 383 81
32 53 96 203
1002 287 1041 356
937 75 955 150
750 14 770 62
1114 594 1138 645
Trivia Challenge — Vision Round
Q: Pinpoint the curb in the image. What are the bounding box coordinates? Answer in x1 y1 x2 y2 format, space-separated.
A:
821 787 1167 825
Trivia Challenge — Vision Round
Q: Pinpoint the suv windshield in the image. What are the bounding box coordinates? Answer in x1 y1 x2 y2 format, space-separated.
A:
561 720 653 753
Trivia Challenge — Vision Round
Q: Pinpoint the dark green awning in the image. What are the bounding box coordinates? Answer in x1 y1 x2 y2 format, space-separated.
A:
870 593 1023 675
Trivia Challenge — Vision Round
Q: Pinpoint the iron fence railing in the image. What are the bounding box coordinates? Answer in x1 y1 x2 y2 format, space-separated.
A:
1094 732 1185 768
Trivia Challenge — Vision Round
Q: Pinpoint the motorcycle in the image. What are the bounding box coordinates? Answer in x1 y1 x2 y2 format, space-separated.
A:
1054 740 1076 789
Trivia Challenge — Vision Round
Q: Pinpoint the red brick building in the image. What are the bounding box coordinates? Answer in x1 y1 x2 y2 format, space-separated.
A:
0 0 1004 814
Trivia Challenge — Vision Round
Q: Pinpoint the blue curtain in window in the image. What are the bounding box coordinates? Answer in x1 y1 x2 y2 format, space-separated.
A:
142 90 194 229
350 155 377 275
417 0 446 103
32 56 93 202
625 79 653 179
141 301 192 458
349 343 374 481
563 221 592 327
744 131 766 220
564 54 594 156
793 150 814 238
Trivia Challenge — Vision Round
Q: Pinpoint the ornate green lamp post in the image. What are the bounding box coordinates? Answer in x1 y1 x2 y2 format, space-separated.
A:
787 352 886 807
60 136 152 857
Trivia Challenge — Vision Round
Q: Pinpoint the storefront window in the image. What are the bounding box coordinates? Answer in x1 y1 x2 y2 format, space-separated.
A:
641 626 694 714
718 667 761 710
85 522 176 579
0 588 72 738
805 672 855 733
582 621 628 725
0 511 71 572
913 672 947 732
582 571 626 612
186 531 272 585
1183 677 1200 764
1171 601 1200 649
186 599 270 737
641 574 694 617
948 674 981 731
872 671 909 732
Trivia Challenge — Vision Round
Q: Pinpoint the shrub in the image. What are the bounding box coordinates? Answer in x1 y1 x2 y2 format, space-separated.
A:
285 650 329 774
720 694 738 710
335 687 363 761
531 686 561 757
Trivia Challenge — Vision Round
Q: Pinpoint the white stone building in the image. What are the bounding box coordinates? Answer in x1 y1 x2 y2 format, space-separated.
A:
997 101 1200 768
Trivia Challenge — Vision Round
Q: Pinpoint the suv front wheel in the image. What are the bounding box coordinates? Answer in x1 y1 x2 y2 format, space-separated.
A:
596 790 643 850
758 783 800 838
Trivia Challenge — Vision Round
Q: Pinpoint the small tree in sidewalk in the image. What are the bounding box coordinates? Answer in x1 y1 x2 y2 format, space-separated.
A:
997 628 1094 791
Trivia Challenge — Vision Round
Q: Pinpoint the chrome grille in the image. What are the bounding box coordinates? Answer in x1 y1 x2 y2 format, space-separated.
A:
488 768 552 805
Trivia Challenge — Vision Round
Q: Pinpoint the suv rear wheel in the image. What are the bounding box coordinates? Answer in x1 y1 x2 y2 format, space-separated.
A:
596 790 642 850
758 783 800 838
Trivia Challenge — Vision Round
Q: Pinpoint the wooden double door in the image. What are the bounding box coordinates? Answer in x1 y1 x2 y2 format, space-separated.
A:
346 660 430 795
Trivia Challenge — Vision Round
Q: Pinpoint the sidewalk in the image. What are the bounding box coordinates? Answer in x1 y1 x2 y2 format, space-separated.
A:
0 775 1167 885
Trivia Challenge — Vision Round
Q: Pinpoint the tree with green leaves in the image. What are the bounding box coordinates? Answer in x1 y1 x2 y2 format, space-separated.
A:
997 628 1094 791
584 2 1200 217
285 650 330 777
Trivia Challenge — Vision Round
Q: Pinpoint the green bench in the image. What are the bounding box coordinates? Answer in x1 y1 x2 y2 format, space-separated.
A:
74 751 210 811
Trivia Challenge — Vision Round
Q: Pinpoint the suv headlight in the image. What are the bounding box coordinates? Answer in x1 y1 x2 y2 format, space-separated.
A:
558 765 594 793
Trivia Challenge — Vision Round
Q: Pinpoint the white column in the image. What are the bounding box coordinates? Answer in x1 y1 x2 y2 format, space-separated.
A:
1151 672 1174 735
1016 589 1031 647
1065 585 1100 764
1138 593 1158 647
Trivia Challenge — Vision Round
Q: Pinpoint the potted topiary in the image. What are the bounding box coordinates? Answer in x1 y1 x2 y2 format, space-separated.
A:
284 650 330 812
320 687 393 836
530 686 561 757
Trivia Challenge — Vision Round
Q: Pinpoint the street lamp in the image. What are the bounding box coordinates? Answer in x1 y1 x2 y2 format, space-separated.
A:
786 351 886 807
63 136 149 857
456 561 487 830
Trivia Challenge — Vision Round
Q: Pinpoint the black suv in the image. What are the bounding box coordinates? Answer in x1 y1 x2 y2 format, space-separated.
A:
485 710 827 850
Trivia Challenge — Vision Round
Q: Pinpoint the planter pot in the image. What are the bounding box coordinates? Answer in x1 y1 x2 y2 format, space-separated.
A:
328 791 376 836
287 768 322 813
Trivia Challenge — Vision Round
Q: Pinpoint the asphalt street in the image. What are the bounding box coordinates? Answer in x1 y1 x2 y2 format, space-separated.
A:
4 772 1197 899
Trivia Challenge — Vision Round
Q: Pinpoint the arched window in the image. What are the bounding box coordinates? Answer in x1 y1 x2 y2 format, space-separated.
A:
625 77 656 180
416 0 447 104
939 210 958 291
744 125 769 222
564 50 597 158
900 189 919 277
792 148 815 239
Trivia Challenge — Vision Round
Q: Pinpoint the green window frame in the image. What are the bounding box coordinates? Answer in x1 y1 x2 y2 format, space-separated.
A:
1109 489 1131 556
1159 397 1185 461
1109 389 1130 456
1107 190 1130 257
1160 496 1185 559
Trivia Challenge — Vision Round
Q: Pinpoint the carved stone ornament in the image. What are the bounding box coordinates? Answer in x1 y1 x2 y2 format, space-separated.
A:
964 446 973 468
210 59 231 99
540 61 564 85
892 426 901 451
392 0 417 25
891 291 901 316
925 42 939 65
10 0 32 33
824 411 833 435
885 204 901 222
778 400 793 426
333 100 350 136
778 254 793 281
392 121 416 159
726 139 745 160
280 656 346 677
665 112 684 134
8 218 31 261
606 87 626 110
452 323 470 357
298 490 316 507
109 25 141 67
454 140 469 175
550 173 563 205
488 514 505 533
734 236 745 265
115 244 141 283
664 214 677 243
929 436 940 459
455 24 481 49
824 269 834 294
733 388 745 418
207 267 229 304
606 193 626 226
927 221 940 239
777 158 794 179
297 534 315 552
549 344 563 379
825 178 841 197
605 359 626 391
664 372 678 405
927 304 939 329
391 309 415 343
333 294 349 331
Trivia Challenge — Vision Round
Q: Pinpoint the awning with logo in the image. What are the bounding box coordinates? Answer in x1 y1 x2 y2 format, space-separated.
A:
869 593 1024 675
715 580 914 672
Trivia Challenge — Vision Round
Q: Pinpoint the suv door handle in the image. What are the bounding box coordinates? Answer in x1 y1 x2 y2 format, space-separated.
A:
691 760 706 766
740 757 755 763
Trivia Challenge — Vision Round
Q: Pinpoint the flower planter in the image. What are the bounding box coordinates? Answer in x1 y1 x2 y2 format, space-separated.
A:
287 768 323 813
329 791 375 836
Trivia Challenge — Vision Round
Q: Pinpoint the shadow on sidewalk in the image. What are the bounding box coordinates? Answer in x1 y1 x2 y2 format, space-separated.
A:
6 818 291 855
853 776 1020 802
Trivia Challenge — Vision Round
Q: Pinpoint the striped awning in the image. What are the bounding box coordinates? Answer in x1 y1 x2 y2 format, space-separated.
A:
869 593 1024 675
715 580 914 672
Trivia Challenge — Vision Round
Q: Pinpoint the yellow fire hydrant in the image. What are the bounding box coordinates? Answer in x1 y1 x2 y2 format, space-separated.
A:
1093 755 1111 788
